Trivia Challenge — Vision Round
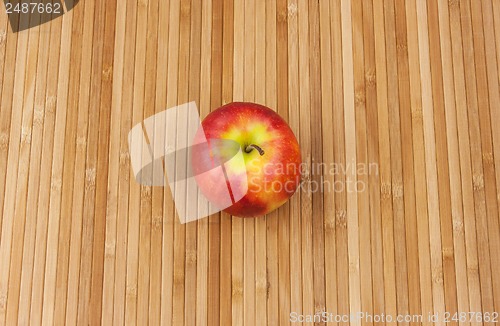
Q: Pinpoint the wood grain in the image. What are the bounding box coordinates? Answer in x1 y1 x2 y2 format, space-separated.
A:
1 0 500 325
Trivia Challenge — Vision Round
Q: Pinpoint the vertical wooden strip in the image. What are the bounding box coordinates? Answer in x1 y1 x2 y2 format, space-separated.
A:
483 0 500 186
460 0 494 320
208 0 222 325
148 0 168 322
0 0 9 258
16 8 51 325
138 0 159 323
41 6 74 324
149 0 167 316
233 0 244 105
100 0 127 323
243 0 256 324
76 0 107 322
330 0 350 324
309 0 326 322
0 1 11 99
277 0 292 324
341 0 361 324
416 0 446 323
362 0 385 321
88 0 117 323
29 12 63 326
185 0 202 323
218 175 233 320
319 0 337 320
64 0 97 323
404 0 434 324
132 109 153 325
492 1 500 214
232 0 244 324
51 1 85 324
433 2 466 325
149 0 168 314
352 0 375 322
468 0 500 319
161 0 180 324
196 0 212 323
493 0 500 85
136 0 155 323
287 0 303 321
219 0 234 324
124 0 149 323
384 0 410 321
0 1 24 243
479 0 500 313
437 0 472 321
111 0 137 324
449 0 484 321
254 1 267 325
492 1 500 74
373 1 397 325
394 0 422 323
230 171 244 326
148 85 164 326
297 0 314 323
0 6 21 243
428 0 461 321
265 0 279 324
171 0 191 324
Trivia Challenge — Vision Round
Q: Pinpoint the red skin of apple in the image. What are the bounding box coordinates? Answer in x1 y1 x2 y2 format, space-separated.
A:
192 102 301 217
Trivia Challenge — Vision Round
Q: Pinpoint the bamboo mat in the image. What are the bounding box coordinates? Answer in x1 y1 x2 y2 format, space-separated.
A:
1 0 500 325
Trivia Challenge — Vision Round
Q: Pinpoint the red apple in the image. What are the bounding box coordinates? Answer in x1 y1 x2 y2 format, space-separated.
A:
191 102 301 217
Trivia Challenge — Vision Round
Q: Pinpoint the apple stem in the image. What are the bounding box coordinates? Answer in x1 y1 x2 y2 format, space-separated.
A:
245 144 265 156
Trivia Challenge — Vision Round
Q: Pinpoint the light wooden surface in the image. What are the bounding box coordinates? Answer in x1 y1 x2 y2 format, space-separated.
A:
1 0 500 325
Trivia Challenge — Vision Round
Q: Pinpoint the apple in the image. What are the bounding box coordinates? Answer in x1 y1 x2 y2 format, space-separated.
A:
191 102 301 217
